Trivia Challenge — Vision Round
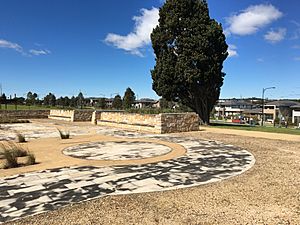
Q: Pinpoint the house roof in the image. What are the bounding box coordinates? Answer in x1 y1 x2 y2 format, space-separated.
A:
265 100 299 107
291 104 300 109
218 99 254 106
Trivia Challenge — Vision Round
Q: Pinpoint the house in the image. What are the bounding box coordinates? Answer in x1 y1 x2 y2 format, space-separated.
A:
263 100 299 122
134 98 159 108
215 99 255 118
291 104 300 125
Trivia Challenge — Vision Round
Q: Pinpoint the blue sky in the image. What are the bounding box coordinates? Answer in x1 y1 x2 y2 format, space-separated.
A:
0 0 299 100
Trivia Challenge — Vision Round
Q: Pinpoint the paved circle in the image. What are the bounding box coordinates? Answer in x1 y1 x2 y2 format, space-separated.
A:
62 141 172 160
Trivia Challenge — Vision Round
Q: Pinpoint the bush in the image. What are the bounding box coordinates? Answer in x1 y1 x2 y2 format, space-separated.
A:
0 143 35 169
26 153 36 165
2 148 18 169
58 129 70 139
16 132 26 143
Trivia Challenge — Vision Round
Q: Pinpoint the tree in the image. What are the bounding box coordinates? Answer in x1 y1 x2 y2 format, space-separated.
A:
43 93 56 107
123 87 136 109
151 0 228 124
98 98 107 109
26 92 38 105
77 92 85 109
0 93 7 109
112 95 123 109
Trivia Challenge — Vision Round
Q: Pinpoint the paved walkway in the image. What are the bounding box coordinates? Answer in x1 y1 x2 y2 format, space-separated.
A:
0 122 255 223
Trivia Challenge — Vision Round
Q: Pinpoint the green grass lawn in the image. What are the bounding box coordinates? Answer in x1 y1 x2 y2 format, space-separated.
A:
211 124 300 135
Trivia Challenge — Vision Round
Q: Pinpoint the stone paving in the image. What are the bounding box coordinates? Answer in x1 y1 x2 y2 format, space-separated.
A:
63 141 172 160
0 121 255 224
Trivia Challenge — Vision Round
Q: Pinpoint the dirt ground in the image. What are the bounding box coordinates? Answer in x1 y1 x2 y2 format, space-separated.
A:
4 127 300 225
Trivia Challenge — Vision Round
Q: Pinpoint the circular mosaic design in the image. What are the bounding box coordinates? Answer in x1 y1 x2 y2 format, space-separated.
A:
63 141 172 160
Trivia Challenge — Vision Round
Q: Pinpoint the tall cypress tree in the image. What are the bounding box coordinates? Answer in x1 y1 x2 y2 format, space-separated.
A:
151 0 228 123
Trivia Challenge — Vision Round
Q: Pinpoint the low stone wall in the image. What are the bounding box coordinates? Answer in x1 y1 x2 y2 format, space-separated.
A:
161 113 199 133
49 110 93 122
95 111 199 134
0 110 50 119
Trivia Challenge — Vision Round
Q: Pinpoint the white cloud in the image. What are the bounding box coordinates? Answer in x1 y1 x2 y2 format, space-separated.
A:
29 49 51 56
105 8 159 56
0 39 51 56
0 39 24 54
225 4 283 36
294 57 300 61
264 28 286 43
228 44 238 57
257 58 264 62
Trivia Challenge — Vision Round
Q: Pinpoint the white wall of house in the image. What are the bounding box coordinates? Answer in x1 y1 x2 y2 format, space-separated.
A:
292 110 300 124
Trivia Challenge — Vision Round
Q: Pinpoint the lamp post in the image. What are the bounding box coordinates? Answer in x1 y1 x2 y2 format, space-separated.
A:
261 87 276 126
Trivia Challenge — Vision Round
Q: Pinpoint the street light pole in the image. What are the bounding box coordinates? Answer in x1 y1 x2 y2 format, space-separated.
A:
261 87 275 126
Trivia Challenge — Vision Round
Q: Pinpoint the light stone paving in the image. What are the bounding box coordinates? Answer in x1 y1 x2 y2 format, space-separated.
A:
63 141 172 160
0 122 255 223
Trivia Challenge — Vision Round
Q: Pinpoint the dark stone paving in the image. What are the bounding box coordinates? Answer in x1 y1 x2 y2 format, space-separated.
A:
0 134 255 224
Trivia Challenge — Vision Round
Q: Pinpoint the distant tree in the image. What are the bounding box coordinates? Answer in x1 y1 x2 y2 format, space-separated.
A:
98 98 107 109
77 92 85 109
112 95 123 109
70 96 77 108
43 93 56 107
0 93 7 109
151 0 228 124
26 92 38 105
123 87 136 109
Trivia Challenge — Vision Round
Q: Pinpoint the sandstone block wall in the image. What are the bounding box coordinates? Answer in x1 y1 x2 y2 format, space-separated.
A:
161 113 199 133
49 110 93 122
0 110 50 119
95 111 199 134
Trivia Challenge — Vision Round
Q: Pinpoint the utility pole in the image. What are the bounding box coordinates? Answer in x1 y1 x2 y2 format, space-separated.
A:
261 87 276 126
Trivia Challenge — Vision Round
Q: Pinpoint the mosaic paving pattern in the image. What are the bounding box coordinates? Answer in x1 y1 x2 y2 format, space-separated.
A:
63 141 172 160
0 123 89 141
0 136 255 224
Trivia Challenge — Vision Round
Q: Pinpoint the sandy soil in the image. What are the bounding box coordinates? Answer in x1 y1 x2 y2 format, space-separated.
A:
4 128 300 225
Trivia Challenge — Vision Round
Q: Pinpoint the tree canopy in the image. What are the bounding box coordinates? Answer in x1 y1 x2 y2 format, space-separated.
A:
123 87 136 109
112 95 123 109
151 0 228 123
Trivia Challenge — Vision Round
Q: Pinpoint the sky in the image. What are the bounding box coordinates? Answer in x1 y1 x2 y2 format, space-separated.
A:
0 0 300 100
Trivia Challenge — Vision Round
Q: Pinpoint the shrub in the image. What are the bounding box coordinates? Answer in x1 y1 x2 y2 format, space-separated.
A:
58 129 70 139
2 148 18 169
16 132 26 143
25 153 36 166
0 143 35 169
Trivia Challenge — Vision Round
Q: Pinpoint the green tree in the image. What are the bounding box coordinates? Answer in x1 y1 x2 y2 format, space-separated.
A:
151 0 228 124
43 93 56 107
123 87 136 109
0 93 7 109
112 95 123 109
98 98 107 109
77 92 84 109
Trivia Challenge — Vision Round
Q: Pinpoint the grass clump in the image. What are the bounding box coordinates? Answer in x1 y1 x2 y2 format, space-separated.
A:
0 142 36 169
16 132 26 143
58 129 70 139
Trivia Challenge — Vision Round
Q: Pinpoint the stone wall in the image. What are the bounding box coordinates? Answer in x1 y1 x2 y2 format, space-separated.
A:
161 113 199 133
0 110 50 119
95 111 199 134
49 110 93 122
73 110 94 122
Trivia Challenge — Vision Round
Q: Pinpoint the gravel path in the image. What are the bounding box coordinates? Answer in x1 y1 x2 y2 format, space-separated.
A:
4 130 299 225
